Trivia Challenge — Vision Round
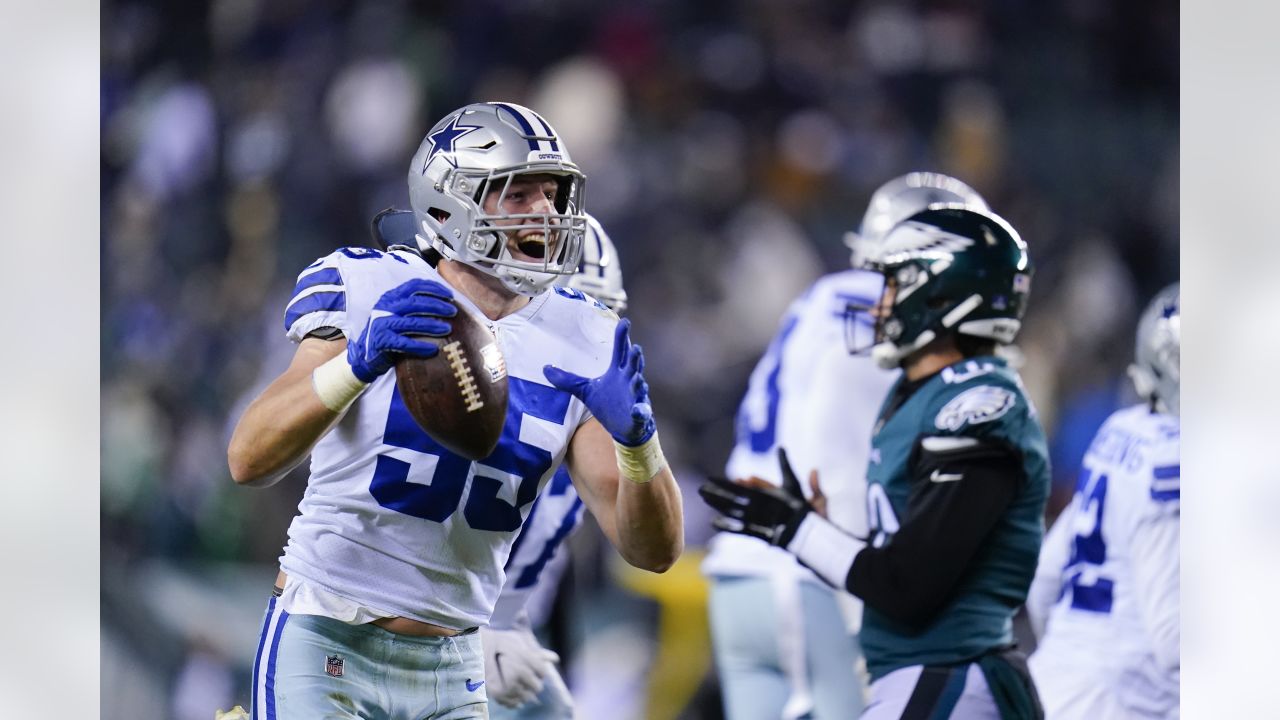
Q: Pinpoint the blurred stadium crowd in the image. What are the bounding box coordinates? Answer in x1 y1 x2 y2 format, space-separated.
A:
100 0 1177 717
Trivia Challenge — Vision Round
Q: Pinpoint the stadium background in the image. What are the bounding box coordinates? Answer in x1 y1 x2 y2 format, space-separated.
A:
99 1 1177 717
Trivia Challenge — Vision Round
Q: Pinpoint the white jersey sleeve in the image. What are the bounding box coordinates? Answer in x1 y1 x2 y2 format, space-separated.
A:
283 246 385 342
277 249 618 630
702 270 897 605
1026 506 1073 641
1029 404 1180 719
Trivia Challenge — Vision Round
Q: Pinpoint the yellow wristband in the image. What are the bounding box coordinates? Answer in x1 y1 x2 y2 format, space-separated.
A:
614 432 667 484
312 353 369 413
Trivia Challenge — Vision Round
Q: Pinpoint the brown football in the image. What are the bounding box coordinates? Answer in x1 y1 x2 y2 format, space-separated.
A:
395 306 509 460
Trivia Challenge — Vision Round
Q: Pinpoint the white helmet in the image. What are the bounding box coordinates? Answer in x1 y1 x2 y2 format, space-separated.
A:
408 102 588 296
557 213 628 313
844 172 989 268
1128 282 1180 415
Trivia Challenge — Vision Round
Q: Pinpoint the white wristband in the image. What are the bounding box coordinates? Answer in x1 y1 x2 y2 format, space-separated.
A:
613 432 667 484
788 513 865 589
311 353 369 413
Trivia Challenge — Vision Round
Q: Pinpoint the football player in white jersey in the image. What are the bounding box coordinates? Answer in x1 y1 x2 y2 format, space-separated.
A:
1027 283 1180 719
227 102 683 720
371 209 629 718
701 173 989 720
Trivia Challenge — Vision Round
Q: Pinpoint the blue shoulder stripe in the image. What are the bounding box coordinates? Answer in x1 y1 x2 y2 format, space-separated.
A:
284 291 346 331
1150 464 1180 501
293 267 343 294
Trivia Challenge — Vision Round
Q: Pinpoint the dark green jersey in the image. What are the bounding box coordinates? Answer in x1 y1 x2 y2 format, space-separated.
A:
858 356 1050 679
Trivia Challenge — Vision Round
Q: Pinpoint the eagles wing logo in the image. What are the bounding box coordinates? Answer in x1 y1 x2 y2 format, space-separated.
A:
880 221 975 263
934 385 1016 431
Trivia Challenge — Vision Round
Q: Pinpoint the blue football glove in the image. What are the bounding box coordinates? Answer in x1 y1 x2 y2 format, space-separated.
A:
543 319 656 446
348 278 457 383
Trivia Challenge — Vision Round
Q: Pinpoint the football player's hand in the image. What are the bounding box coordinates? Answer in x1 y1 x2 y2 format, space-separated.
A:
543 319 656 445
481 626 562 709
347 279 457 382
806 468 829 518
214 706 249 720
699 448 813 548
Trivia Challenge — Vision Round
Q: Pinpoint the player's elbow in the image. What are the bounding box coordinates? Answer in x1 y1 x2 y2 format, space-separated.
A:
625 538 684 574
852 557 951 630
228 452 263 487
227 443 284 488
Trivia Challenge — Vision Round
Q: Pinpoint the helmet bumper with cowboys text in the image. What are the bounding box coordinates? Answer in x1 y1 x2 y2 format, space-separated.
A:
556 213 629 313
1128 282 1180 416
408 102 588 296
866 205 1033 370
844 172 989 269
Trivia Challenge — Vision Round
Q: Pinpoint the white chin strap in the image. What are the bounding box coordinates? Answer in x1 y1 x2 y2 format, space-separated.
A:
495 264 557 296
871 329 935 369
871 343 903 369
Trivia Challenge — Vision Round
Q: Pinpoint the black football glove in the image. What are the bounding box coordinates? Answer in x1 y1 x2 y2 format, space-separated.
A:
698 448 812 548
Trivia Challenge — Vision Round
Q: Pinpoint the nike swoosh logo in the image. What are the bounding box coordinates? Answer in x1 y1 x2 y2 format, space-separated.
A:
930 469 964 483
466 679 485 692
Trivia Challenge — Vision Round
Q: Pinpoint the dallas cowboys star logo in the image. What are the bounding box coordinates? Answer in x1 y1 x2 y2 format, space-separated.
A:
421 115 483 172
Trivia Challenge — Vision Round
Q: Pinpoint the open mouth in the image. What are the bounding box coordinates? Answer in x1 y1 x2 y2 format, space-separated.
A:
515 233 548 260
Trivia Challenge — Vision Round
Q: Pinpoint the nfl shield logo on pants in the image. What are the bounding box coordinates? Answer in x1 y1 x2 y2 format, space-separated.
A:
325 655 344 678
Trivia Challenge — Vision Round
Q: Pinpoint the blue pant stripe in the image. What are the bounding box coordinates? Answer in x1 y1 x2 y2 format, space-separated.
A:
251 596 275 719
927 667 969 720
265 608 290 720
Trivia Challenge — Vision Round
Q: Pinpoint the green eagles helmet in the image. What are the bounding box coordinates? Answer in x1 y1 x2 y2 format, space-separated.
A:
865 205 1033 369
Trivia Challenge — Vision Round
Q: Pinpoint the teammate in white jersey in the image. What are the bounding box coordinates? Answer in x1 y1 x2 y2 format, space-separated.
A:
372 209 630 718
701 173 989 720
227 102 683 720
1027 283 1180 719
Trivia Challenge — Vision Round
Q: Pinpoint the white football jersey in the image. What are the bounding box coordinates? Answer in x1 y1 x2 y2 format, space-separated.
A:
488 465 584 630
1028 404 1180 719
702 270 897 599
278 247 618 630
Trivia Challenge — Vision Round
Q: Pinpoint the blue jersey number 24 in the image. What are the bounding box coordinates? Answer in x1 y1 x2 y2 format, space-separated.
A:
370 376 572 532
1061 465 1114 613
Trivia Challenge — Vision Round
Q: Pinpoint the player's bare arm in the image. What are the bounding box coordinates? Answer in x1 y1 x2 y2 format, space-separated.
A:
546 319 684 573
228 337 347 487
566 417 683 573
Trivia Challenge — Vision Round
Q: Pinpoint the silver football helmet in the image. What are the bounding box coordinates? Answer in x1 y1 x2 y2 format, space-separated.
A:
844 172 989 268
557 213 628 313
408 102 588 296
1128 282 1180 416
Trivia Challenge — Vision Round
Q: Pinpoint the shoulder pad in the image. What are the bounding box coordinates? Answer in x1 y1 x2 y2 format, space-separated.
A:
933 384 1017 432
940 359 1002 384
